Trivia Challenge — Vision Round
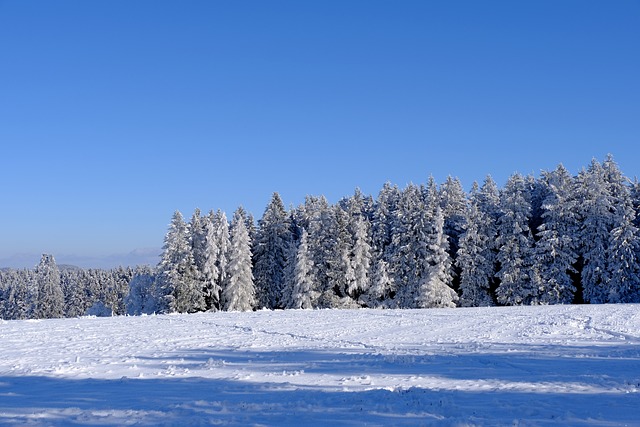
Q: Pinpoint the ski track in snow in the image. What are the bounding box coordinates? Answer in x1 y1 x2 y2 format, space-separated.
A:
0 305 639 426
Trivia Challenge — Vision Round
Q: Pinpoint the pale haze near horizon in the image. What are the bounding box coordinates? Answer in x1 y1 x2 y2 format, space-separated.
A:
1 1 638 269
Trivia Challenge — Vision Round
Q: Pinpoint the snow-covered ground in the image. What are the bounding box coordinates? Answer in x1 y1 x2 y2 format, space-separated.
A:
1 305 639 426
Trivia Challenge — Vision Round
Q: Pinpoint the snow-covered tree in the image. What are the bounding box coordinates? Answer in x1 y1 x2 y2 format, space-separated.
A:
371 182 401 264
439 176 467 289
456 183 496 307
347 216 372 301
34 254 64 319
287 229 317 309
125 265 158 315
157 211 205 313
602 155 640 303
253 193 290 309
415 208 458 308
575 160 613 303
495 173 538 305
389 184 424 308
222 209 256 311
364 259 395 308
534 165 579 304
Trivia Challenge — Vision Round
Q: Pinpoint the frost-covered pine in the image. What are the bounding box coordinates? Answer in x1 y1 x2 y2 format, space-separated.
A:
1 269 32 320
575 160 613 303
371 182 401 263
495 173 538 305
364 259 395 308
389 183 433 308
415 208 458 308
534 165 578 304
456 184 496 307
602 156 640 303
347 216 372 301
439 176 467 287
222 209 256 311
199 211 221 311
125 265 158 315
288 229 317 309
157 211 205 313
213 210 231 306
34 254 64 319
253 193 290 309
607 217 640 303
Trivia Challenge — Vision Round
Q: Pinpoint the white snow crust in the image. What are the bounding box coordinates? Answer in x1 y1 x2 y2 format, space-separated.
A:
1 304 639 426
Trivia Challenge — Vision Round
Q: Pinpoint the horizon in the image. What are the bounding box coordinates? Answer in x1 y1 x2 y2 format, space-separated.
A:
1 1 638 268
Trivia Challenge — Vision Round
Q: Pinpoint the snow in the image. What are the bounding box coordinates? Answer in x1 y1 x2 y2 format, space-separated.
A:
1 305 639 426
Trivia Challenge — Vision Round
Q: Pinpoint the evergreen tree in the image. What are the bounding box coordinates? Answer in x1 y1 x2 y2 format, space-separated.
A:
348 216 372 301
602 155 640 303
288 229 317 309
253 193 290 309
125 265 158 315
495 173 538 305
439 176 467 290
157 211 205 313
575 160 613 303
200 211 221 311
222 209 256 311
34 254 64 319
457 183 496 307
415 208 458 308
364 259 395 308
390 183 431 308
371 182 401 264
534 165 578 304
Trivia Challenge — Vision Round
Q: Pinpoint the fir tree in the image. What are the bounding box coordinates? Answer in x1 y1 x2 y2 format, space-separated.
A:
575 160 613 303
415 208 458 308
34 254 64 319
457 184 496 307
253 193 290 309
348 216 372 301
364 259 395 308
222 209 256 311
495 173 538 305
288 229 317 309
157 211 205 313
534 165 579 304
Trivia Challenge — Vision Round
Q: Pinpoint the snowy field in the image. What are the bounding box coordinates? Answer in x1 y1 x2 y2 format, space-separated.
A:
1 305 639 426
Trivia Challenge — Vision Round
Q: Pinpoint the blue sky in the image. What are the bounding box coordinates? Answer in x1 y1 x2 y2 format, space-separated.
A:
1 1 639 268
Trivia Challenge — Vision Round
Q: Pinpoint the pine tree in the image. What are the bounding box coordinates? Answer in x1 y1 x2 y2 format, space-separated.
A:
253 193 290 309
534 165 578 304
495 173 538 305
222 209 256 311
390 183 430 308
288 229 317 309
415 208 458 308
439 176 467 290
200 211 222 311
348 216 372 301
575 160 613 303
157 211 205 313
602 155 640 303
125 265 158 315
457 184 496 307
364 259 395 308
371 182 401 264
34 254 64 319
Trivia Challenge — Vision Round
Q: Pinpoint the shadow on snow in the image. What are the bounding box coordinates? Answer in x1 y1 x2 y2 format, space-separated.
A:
1 343 639 426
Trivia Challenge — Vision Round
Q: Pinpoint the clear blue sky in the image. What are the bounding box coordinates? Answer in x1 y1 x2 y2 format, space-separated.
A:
1 1 639 268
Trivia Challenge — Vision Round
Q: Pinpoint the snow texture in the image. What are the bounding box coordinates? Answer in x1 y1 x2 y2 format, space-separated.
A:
0 305 639 426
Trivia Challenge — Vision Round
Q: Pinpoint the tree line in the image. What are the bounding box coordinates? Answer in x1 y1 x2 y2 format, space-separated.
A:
2 155 639 319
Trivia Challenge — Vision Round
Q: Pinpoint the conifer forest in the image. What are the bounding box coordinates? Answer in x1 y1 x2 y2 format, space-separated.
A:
2 155 640 319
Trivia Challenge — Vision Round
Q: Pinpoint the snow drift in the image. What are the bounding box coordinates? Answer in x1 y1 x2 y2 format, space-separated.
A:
0 304 639 425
